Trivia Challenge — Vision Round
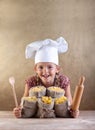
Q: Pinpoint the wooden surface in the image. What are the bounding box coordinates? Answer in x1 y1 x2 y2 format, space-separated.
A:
0 111 95 130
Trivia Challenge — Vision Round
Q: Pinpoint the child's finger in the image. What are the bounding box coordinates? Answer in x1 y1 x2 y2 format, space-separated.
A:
13 107 22 118
70 109 79 118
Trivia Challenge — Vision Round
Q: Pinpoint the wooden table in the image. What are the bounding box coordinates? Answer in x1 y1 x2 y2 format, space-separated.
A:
0 111 95 130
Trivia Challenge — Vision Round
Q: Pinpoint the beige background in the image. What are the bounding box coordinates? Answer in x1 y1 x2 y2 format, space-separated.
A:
0 0 95 110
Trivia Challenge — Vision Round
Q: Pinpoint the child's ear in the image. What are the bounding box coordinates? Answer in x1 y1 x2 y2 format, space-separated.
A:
34 64 37 71
56 65 60 73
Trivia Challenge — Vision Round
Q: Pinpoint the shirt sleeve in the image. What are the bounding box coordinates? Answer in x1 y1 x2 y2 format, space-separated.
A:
25 76 37 88
59 74 70 89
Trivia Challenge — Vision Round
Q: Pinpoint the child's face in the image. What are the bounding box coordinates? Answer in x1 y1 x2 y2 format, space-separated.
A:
35 62 60 87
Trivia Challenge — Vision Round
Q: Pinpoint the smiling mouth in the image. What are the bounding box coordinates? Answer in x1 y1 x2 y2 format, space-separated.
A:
42 75 50 79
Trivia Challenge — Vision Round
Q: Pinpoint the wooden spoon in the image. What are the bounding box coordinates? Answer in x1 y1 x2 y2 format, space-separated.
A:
9 77 18 107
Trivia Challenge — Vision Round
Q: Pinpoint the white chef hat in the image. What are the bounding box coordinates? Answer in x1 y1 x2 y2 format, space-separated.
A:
25 37 68 65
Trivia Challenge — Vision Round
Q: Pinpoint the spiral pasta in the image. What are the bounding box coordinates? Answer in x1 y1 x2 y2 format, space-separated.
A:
22 96 37 102
48 86 64 92
55 96 67 104
31 86 46 92
41 96 52 104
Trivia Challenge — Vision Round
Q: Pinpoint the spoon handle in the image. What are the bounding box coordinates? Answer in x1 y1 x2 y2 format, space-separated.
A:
12 85 18 107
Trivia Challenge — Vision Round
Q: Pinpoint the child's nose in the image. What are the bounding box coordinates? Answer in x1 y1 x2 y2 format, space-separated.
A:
43 67 48 74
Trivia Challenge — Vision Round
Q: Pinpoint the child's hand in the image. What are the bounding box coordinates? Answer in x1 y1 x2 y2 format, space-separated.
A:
13 107 22 118
70 109 79 118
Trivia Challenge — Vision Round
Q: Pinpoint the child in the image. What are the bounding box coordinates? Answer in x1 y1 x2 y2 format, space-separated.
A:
13 37 79 118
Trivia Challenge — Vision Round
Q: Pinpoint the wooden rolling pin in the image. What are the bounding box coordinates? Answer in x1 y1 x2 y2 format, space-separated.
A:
71 76 85 111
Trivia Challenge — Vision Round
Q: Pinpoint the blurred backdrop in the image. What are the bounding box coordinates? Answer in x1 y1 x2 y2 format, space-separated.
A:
0 0 95 110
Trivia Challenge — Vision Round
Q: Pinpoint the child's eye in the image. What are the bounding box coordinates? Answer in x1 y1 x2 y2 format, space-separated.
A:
38 66 43 69
48 66 53 69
